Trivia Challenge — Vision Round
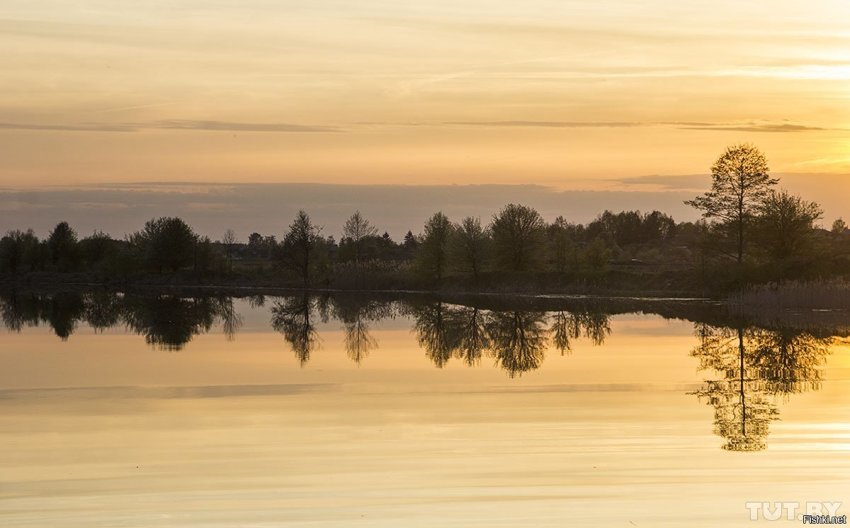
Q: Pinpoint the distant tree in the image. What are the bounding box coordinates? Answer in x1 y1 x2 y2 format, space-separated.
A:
281 210 321 286
222 229 237 272
402 230 418 258
0 230 42 273
642 211 677 243
342 210 378 263
193 236 217 273
130 217 197 272
831 218 847 235
755 190 822 272
490 204 545 272
78 231 114 266
451 216 489 279
546 216 577 273
263 235 278 259
686 144 778 265
417 212 452 281
47 221 78 271
582 237 612 275
587 210 677 247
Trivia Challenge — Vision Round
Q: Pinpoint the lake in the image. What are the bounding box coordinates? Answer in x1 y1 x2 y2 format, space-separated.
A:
1 291 848 527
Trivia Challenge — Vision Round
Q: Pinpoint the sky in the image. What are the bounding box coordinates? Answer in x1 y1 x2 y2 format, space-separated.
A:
1 0 850 236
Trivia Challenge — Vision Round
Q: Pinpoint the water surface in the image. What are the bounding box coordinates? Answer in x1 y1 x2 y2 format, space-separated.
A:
1 291 848 527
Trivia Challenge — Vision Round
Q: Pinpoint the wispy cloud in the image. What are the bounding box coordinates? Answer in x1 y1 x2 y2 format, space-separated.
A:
679 123 827 133
0 120 341 133
149 120 341 133
0 119 833 134
443 120 831 133
446 120 642 128
0 122 135 132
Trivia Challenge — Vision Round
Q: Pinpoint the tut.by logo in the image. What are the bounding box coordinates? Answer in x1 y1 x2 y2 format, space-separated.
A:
745 502 846 523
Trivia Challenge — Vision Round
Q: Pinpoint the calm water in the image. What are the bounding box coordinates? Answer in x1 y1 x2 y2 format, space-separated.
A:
1 291 848 527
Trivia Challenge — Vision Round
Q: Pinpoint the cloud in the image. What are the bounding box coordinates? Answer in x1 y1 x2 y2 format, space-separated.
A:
149 120 341 133
609 174 709 192
0 118 829 134
678 123 827 133
0 120 341 134
0 122 135 132
446 120 643 128
448 120 830 132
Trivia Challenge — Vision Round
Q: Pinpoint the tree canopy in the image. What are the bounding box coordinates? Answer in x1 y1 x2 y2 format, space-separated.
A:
686 144 778 264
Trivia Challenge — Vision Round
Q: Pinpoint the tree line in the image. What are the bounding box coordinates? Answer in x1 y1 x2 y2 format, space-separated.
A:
2 144 848 293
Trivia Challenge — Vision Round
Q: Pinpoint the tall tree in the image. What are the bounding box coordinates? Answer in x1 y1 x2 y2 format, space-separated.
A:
47 221 78 271
491 204 546 272
417 212 452 281
282 210 320 286
686 144 778 265
451 216 489 279
546 216 577 273
0 230 42 273
755 190 822 278
130 217 197 273
342 210 378 263
222 229 237 272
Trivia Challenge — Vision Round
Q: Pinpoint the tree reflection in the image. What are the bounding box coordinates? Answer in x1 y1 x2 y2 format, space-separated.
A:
486 311 549 377
271 295 319 366
0 290 234 348
123 295 218 351
690 323 833 451
0 291 42 332
749 329 831 396
215 296 243 342
412 302 461 368
550 309 610 354
551 311 581 355
332 297 394 364
0 290 87 339
83 291 122 331
410 303 610 374
454 306 489 366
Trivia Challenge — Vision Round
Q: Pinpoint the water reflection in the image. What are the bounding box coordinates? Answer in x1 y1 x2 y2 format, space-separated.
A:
550 310 611 354
1 289 846 452
271 294 319 366
690 324 834 451
410 302 608 376
486 311 548 377
331 296 393 364
0 290 240 350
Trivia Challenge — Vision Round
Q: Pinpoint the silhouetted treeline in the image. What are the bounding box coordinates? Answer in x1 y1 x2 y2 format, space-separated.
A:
2 206 845 294
3 146 849 294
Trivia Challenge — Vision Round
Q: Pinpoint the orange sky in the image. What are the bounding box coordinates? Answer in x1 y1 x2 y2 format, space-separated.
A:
1 0 849 191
